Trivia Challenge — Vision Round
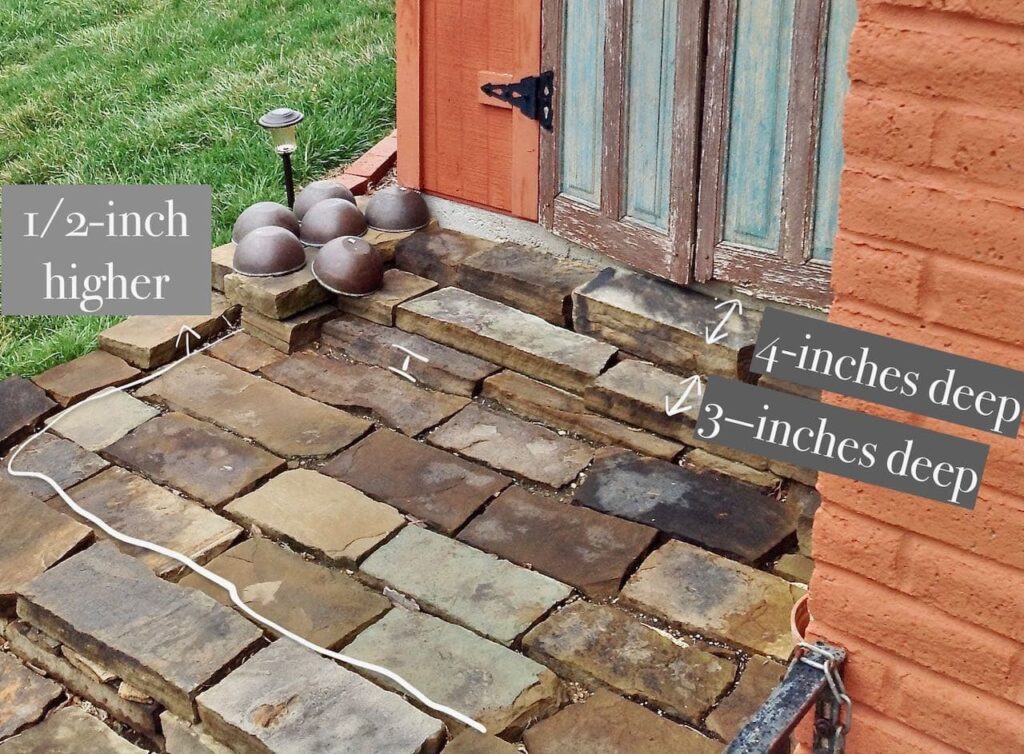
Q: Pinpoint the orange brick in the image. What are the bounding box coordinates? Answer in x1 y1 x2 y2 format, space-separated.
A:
337 173 369 195
850 21 1024 110
921 257 1024 346
841 169 1024 274
900 535 1024 641
807 623 1024 753
842 87 939 169
932 110 1024 190
832 232 925 314
813 503 905 588
844 703 966 754
862 0 1024 28
811 564 1021 702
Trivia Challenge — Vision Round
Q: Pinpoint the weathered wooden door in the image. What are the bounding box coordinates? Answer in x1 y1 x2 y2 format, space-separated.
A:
396 0 542 220
540 0 704 283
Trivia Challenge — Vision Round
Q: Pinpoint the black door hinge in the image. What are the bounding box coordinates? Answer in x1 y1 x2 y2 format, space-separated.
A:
481 71 554 131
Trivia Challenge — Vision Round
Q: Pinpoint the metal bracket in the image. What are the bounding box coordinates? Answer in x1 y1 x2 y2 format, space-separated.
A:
480 71 554 131
725 642 851 754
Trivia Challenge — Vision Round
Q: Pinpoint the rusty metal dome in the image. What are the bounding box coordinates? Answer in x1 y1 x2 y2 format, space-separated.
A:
312 236 384 296
299 198 368 247
232 227 305 277
293 180 357 220
364 186 431 232
232 201 299 242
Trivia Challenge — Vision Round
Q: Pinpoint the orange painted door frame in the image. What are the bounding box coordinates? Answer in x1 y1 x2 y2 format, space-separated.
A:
396 0 542 221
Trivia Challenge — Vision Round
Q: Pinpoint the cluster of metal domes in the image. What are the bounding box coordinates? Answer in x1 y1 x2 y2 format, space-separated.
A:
231 183 430 296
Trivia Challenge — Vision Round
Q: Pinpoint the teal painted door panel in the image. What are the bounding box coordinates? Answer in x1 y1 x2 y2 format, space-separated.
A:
722 0 795 252
812 0 857 261
559 0 606 207
623 0 678 231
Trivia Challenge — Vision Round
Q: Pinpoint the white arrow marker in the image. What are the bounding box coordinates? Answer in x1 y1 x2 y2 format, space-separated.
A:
175 325 202 357
705 299 743 345
665 375 703 417
388 344 429 383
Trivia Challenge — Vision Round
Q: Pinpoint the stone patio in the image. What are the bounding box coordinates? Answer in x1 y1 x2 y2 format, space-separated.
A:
0 222 821 752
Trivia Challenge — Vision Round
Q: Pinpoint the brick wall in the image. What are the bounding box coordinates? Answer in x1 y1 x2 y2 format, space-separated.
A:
805 1 1024 752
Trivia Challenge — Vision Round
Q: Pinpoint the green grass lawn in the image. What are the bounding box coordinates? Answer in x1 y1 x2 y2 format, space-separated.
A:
0 0 395 378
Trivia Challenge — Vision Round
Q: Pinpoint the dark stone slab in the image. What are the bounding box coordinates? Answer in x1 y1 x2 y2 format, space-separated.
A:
206 332 285 373
263 353 469 436
17 543 263 721
65 467 242 578
31 350 141 407
180 537 389 650
5 621 162 742
0 433 108 502
104 412 285 507
0 706 146 754
0 652 62 741
458 243 600 325
241 303 337 354
573 267 759 379
429 404 592 488
574 451 795 562
458 487 655 598
137 355 371 458
196 641 445 754
0 487 92 612
394 228 494 286
523 601 736 723
0 378 56 453
397 287 617 393
322 315 500 397
322 429 510 533
787 482 821 557
522 690 723 754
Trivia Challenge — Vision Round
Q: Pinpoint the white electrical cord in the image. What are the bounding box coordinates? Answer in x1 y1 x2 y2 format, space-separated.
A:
6 329 487 734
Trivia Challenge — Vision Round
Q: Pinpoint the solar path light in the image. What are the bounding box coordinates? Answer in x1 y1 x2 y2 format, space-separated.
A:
258 107 304 209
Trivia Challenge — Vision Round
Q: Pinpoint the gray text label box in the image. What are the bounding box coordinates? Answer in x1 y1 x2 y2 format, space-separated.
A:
753 308 1024 437
2 185 211 316
697 377 989 508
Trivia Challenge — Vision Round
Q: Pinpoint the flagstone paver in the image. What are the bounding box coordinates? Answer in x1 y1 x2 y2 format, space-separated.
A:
573 267 758 379
444 732 520 754
523 690 724 754
574 451 794 562
180 537 390 649
483 370 685 461
211 243 235 292
207 332 285 373
18 543 263 721
684 449 780 488
361 525 572 645
705 656 787 741
0 433 108 501
66 467 242 579
585 360 771 469
345 608 566 736
459 243 600 326
0 652 63 741
104 412 285 507
429 404 592 488
523 601 736 723
137 355 371 457
395 227 495 287
223 249 330 320
397 288 617 393
196 641 446 754
322 316 500 397
98 293 239 369
45 391 159 452
787 482 821 557
0 706 147 754
322 429 510 533
31 350 141 407
0 488 91 611
458 487 655 598
161 712 234 754
335 268 438 325
4 621 162 742
0 378 56 453
620 540 803 660
224 469 404 566
241 303 337 354
773 553 814 584
263 353 469 436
